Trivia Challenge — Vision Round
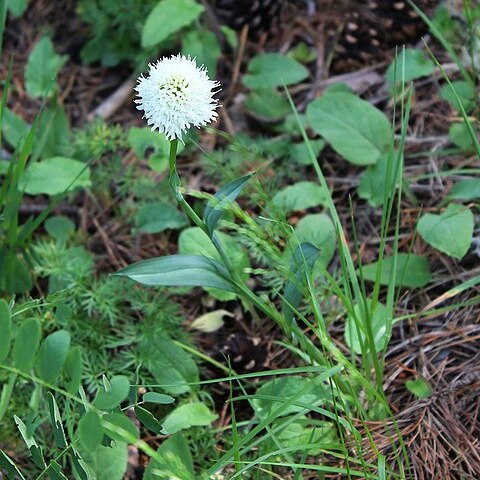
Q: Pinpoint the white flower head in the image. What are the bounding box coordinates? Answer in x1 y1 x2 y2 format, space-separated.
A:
135 54 220 141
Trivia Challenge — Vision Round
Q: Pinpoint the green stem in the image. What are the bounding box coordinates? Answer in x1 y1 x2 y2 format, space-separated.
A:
168 139 208 233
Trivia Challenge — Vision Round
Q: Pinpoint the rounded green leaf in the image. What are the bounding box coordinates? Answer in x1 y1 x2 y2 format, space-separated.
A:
64 346 83 394
253 377 330 418
243 53 309 89
417 204 474 259
20 157 91 196
140 333 198 395
386 48 434 85
24 36 67 98
79 411 104 451
162 402 218 435
244 89 291 120
181 29 220 78
406 378 432 399
94 375 130 410
36 330 71 384
13 318 41 372
103 413 139 443
361 254 431 288
143 392 175 404
81 441 128 480
345 300 389 355
134 202 188 234
306 92 392 165
273 181 328 212
0 300 12 363
293 213 336 268
142 0 204 48
45 216 75 241
448 179 480 201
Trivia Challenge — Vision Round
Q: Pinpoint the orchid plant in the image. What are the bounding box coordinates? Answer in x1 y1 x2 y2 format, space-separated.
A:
116 55 328 368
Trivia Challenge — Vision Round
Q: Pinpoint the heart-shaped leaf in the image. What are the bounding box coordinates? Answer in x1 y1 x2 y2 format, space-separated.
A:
417 204 474 259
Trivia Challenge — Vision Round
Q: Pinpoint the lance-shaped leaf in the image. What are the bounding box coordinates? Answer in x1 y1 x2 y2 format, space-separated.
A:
14 415 46 469
115 255 236 293
0 450 26 480
45 460 68 480
283 242 320 323
203 172 254 236
47 393 67 448
69 448 92 480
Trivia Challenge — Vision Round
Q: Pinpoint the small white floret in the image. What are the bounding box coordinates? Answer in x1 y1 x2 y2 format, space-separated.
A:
135 54 220 141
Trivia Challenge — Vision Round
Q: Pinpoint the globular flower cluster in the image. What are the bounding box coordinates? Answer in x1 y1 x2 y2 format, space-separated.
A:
135 54 220 141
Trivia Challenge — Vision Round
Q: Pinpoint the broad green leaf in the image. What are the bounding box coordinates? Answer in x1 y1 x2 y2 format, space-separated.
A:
273 181 327 212
45 215 75 241
143 392 175 404
134 202 188 234
135 406 164 434
34 101 71 158
417 203 474 259
94 375 130 410
358 151 402 207
142 0 204 48
115 254 236 293
140 332 198 395
2 108 29 148
64 346 83 394
20 157 91 196
162 402 217 434
440 80 475 112
244 89 291 120
253 377 330 418
283 242 319 323
307 92 392 165
103 413 139 443
0 299 12 363
290 139 325 165
143 434 194 480
406 378 432 399
449 121 476 152
0 254 32 293
81 441 128 480
386 48 434 85
36 330 71 384
128 127 183 172
293 213 336 269
24 36 67 98
243 53 309 89
13 318 41 371
279 420 337 454
361 254 431 288
47 393 67 448
345 300 389 355
7 0 28 17
203 172 253 236
189 309 233 333
182 29 220 77
448 178 480 201
79 411 104 451
178 228 249 300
